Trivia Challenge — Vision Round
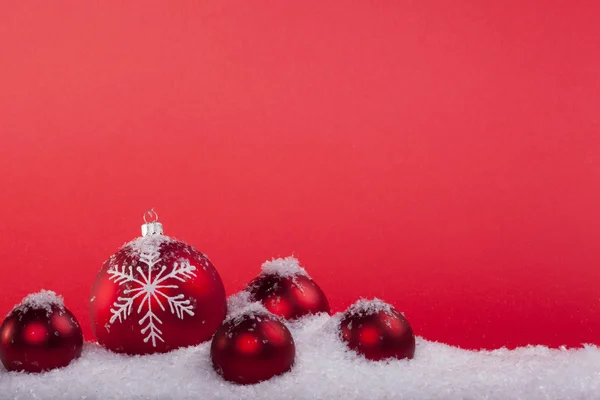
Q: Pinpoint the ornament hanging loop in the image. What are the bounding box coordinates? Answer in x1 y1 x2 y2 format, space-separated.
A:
143 209 159 223
141 209 164 236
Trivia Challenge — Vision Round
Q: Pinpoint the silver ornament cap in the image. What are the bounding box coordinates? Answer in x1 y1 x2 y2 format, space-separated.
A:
141 209 164 236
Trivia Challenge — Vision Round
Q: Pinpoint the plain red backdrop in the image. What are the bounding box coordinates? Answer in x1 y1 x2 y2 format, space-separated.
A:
1 1 599 350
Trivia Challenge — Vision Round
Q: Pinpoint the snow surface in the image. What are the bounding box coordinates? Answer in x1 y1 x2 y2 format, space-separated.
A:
2 299 600 399
226 290 253 316
8 290 64 317
260 256 308 277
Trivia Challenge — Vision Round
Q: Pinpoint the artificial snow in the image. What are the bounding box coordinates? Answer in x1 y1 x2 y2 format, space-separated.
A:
2 303 600 399
224 302 272 328
226 290 253 316
344 297 394 317
123 234 173 258
260 256 308 277
8 290 64 317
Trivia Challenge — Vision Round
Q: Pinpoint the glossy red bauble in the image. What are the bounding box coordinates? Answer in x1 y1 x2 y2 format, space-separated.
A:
247 257 330 320
0 290 83 373
89 220 227 355
211 305 295 384
339 299 415 361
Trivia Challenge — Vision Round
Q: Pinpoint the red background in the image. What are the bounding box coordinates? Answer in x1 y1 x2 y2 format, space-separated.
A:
1 1 599 350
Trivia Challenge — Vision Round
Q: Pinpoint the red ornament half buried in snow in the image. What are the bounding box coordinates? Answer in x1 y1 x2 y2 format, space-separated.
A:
0 290 83 373
89 210 227 355
339 298 415 361
246 257 330 320
211 303 296 384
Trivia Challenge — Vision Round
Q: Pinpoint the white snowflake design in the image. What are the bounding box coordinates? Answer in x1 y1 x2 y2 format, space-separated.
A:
108 245 197 347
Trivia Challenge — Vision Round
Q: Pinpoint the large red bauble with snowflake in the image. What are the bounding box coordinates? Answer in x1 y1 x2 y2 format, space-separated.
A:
89 211 227 355
211 305 296 384
339 299 415 361
246 257 330 320
0 290 83 373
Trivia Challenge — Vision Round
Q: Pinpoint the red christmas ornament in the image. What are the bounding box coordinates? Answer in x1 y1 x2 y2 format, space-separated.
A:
246 257 330 320
339 299 415 361
89 210 227 355
211 304 295 385
0 290 83 373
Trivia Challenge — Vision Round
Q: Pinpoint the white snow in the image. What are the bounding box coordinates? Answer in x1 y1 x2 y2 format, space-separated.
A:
260 256 308 277
224 302 272 328
8 290 64 317
1 297 600 399
226 290 253 316
344 298 394 317
123 234 172 258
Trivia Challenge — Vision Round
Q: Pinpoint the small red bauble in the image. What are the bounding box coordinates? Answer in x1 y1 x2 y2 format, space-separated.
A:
246 257 330 320
339 299 415 361
89 211 227 355
0 290 83 373
211 304 295 385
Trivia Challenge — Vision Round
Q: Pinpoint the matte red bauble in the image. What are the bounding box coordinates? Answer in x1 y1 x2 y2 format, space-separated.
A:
0 290 83 373
339 299 415 361
247 257 330 320
211 305 295 384
89 210 227 355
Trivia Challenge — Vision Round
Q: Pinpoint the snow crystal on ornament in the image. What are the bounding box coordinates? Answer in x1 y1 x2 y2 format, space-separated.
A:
10 289 64 317
261 256 309 277
123 234 173 258
225 302 272 328
345 298 395 317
